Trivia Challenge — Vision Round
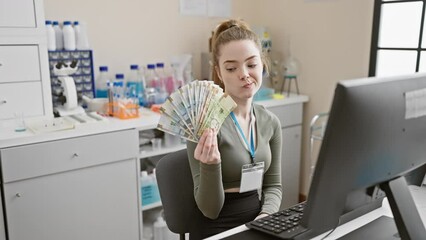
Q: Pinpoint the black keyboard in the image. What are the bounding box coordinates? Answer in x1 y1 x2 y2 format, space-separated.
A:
246 202 308 239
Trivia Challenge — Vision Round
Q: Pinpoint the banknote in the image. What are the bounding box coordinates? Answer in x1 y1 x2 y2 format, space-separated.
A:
157 80 236 142
196 93 236 138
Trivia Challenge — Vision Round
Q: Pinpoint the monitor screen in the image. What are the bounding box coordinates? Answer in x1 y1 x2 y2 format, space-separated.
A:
298 73 426 239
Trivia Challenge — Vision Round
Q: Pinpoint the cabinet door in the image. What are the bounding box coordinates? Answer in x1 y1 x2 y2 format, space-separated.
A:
0 45 41 83
281 125 302 209
0 81 43 119
3 159 141 240
0 0 36 28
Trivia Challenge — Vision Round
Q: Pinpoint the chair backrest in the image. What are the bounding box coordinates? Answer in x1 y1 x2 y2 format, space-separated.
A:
156 149 198 235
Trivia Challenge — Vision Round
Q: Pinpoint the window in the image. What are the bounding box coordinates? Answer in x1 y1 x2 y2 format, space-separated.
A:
369 0 426 76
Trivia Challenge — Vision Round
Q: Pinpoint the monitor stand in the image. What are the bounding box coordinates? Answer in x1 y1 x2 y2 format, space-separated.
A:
380 176 426 239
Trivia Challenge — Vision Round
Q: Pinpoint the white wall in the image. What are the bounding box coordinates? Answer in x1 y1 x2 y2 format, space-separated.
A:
44 0 375 197
43 0 258 77
257 0 374 195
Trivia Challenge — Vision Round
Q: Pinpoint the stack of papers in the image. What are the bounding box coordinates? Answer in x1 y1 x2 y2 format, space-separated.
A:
157 80 237 142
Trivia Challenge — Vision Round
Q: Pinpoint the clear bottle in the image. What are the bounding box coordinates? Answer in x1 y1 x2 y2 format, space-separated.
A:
52 21 63 50
62 21 76 50
152 63 168 103
95 66 111 98
114 74 125 100
153 216 167 240
145 64 159 89
45 20 56 51
126 64 146 107
155 63 167 93
171 63 184 89
163 64 177 95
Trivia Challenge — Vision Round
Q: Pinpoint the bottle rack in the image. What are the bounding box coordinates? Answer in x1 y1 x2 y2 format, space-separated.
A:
48 50 95 107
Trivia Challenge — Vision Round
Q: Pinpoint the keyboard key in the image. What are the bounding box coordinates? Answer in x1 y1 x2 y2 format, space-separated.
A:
262 225 276 231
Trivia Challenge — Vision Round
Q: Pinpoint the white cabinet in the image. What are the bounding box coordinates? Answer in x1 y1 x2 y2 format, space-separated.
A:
281 125 302 208
0 0 36 28
259 96 307 209
0 45 41 83
0 82 44 119
0 0 53 120
0 130 142 240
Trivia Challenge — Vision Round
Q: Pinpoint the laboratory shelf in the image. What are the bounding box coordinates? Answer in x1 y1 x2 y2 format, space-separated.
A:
139 143 186 158
141 201 162 211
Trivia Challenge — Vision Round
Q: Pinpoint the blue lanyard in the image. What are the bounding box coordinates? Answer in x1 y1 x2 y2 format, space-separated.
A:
230 112 255 160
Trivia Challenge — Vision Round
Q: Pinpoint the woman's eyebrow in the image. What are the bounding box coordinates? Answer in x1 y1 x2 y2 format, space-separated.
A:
223 55 258 64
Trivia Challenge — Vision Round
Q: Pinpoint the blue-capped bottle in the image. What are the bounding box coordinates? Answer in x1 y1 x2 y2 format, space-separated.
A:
45 20 56 51
62 21 76 50
95 66 111 98
126 64 146 107
145 64 159 89
52 21 64 50
114 74 125 101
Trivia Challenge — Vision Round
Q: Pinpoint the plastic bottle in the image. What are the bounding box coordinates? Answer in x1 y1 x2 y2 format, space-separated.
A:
73 21 81 48
45 20 56 51
153 216 167 240
140 171 153 206
145 64 159 89
75 21 90 50
171 63 184 89
114 74 125 101
163 64 176 95
95 66 111 98
126 64 146 107
151 169 161 204
62 21 76 50
153 63 168 104
155 63 166 91
52 21 64 50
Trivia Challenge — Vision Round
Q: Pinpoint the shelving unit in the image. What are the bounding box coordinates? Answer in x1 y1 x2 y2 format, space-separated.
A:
140 143 186 159
142 201 162 211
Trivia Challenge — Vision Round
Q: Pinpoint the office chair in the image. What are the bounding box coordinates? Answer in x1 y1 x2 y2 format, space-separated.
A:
156 149 199 240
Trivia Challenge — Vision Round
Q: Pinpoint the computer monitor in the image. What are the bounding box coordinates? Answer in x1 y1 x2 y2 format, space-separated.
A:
298 73 426 239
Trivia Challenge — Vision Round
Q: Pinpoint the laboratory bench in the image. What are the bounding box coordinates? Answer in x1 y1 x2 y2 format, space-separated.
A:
0 94 308 240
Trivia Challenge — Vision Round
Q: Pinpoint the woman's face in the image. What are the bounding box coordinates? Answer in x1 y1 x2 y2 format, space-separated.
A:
216 39 263 101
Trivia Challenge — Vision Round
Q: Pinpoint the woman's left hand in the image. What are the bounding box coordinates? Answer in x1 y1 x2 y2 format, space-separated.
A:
193 128 221 164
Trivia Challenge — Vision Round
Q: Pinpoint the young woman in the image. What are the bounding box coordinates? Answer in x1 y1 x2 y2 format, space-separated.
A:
186 19 282 239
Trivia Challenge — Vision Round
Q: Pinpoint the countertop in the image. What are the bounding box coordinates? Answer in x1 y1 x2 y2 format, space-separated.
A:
0 94 309 149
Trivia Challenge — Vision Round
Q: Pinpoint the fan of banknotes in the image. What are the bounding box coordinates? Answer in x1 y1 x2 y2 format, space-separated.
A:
157 80 237 142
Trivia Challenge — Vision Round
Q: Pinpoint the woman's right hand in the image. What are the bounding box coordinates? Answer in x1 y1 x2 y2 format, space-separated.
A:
194 128 221 165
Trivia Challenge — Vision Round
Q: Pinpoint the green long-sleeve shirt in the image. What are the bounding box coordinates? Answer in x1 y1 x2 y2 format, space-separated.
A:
186 104 282 219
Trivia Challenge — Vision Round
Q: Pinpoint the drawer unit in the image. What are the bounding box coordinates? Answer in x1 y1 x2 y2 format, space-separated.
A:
0 81 44 119
0 0 36 28
267 103 303 128
0 129 139 182
0 45 41 83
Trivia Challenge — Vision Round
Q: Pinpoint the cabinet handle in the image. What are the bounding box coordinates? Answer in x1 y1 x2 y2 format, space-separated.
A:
0 100 6 105
72 153 79 158
15 193 21 198
0 63 2 67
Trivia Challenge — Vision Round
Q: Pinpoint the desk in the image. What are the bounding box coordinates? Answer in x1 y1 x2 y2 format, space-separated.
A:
206 185 426 240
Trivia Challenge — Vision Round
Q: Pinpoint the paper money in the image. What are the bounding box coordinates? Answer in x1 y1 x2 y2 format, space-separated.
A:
157 80 237 142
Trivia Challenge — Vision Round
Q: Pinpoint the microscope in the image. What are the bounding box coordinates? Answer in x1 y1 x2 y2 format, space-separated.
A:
53 60 85 116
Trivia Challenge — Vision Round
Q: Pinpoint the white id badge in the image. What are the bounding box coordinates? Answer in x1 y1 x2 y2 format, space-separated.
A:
240 162 264 193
